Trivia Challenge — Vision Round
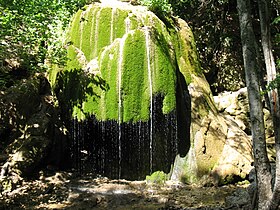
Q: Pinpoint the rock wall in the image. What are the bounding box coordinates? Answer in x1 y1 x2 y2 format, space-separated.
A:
171 76 253 185
0 76 69 191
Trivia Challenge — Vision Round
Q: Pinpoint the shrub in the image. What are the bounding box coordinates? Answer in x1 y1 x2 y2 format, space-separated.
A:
139 0 172 17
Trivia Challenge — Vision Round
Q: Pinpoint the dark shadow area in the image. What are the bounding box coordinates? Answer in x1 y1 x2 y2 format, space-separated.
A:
176 69 191 157
54 68 109 120
69 103 179 180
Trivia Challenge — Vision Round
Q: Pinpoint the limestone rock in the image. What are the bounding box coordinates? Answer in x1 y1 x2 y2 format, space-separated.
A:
171 75 253 185
214 87 275 161
0 76 68 186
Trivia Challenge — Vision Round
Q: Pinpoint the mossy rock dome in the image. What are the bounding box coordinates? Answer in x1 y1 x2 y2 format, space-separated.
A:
52 1 201 122
50 1 203 180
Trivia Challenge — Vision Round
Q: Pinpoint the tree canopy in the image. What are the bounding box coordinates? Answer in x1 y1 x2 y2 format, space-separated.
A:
0 0 90 88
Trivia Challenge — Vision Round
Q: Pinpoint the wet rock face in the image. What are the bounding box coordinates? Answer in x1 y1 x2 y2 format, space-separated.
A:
54 2 196 179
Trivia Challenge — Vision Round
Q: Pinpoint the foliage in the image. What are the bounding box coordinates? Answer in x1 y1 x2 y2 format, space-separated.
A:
0 0 90 89
169 0 245 93
266 74 280 92
146 171 167 184
54 68 109 120
139 0 172 17
169 0 279 94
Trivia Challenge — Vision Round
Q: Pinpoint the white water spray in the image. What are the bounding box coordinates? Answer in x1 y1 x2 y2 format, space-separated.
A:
145 27 153 173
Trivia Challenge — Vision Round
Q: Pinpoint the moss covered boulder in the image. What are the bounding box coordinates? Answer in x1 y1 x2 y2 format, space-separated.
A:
52 1 198 180
53 1 252 182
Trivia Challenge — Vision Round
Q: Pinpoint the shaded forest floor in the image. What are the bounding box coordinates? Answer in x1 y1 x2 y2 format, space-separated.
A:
0 172 251 210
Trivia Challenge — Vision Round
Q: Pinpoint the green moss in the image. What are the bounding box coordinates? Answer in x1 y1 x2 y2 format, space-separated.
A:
153 42 176 114
129 13 141 30
146 171 167 185
88 7 101 60
173 20 202 85
66 45 83 70
114 9 129 39
61 4 202 123
97 8 113 54
148 21 176 114
81 6 98 61
69 10 83 48
122 30 149 122
101 43 120 120
81 87 100 118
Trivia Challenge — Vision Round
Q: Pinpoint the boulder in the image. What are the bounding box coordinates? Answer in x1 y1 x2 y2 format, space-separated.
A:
0 76 69 191
171 76 253 185
51 1 254 182
214 88 275 161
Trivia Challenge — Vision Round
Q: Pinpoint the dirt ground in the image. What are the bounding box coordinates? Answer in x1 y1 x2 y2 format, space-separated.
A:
0 172 251 210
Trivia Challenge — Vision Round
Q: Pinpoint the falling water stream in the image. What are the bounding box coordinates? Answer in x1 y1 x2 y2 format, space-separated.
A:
145 26 153 173
93 10 101 57
118 36 125 179
110 8 116 44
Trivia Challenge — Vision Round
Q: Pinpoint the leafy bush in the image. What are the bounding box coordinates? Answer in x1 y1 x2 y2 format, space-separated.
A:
139 0 172 17
146 171 167 184
0 0 89 75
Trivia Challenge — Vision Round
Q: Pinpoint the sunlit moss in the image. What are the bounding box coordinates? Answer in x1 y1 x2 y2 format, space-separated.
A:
122 30 149 122
173 19 202 85
97 8 113 54
153 36 176 114
146 171 167 185
81 6 97 61
62 4 201 122
69 10 83 48
66 45 83 70
114 9 129 39
101 42 120 120
89 7 101 60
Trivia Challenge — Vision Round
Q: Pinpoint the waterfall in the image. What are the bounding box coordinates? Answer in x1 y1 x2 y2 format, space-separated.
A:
67 6 188 180
125 17 131 33
90 8 96 54
145 27 153 173
118 37 125 179
110 8 116 44
93 9 101 57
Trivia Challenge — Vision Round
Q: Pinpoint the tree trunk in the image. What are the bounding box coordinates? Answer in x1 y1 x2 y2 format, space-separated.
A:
237 0 273 209
258 0 280 209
